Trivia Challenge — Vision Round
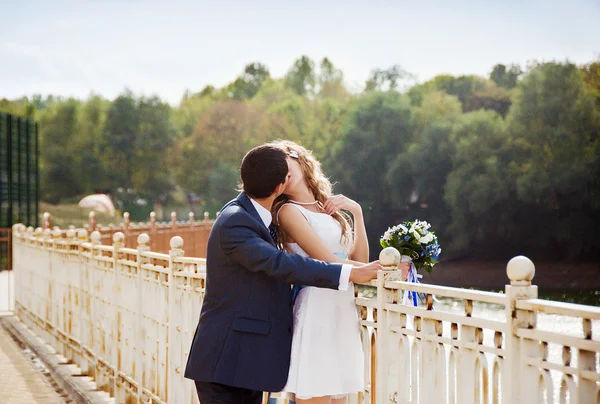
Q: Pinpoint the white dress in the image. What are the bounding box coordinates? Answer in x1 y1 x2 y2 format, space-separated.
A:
282 204 364 399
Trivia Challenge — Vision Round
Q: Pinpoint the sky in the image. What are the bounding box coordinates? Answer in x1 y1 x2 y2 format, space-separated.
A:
1 0 599 105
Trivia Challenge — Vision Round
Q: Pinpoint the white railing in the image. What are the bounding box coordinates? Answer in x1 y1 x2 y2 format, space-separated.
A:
10 224 600 404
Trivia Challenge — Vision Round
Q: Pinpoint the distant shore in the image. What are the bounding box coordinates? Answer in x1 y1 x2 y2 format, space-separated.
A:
426 259 600 292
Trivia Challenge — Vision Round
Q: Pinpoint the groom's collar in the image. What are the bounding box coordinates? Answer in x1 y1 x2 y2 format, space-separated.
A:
235 192 271 229
249 198 272 228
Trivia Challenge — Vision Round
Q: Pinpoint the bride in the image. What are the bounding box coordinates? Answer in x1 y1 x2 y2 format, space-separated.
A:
270 140 409 403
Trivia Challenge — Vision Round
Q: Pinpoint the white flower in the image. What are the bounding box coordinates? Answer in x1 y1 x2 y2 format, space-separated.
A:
420 233 434 244
398 224 408 234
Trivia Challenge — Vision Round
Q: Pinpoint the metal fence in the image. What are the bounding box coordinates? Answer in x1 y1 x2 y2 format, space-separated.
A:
0 112 39 273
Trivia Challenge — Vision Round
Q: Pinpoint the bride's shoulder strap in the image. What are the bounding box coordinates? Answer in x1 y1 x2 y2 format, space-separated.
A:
276 203 310 225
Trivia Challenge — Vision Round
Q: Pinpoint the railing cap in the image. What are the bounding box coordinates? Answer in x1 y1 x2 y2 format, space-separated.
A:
170 236 184 250
90 231 101 243
137 233 150 246
507 255 535 285
77 229 88 240
113 232 125 244
380 246 401 268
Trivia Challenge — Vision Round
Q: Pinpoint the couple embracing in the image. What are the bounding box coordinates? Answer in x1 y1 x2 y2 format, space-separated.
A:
184 141 409 404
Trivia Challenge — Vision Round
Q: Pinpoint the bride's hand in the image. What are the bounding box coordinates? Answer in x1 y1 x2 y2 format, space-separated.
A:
323 194 362 216
398 262 410 281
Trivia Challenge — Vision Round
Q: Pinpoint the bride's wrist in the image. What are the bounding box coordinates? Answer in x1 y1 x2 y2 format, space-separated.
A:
352 209 364 221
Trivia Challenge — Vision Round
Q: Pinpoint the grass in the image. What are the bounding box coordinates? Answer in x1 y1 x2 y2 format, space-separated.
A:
39 202 122 229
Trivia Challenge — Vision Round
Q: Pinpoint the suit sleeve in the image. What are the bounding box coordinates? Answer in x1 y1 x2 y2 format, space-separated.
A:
220 212 341 289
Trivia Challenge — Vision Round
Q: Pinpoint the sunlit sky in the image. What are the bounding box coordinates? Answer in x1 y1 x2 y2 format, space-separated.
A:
1 0 599 105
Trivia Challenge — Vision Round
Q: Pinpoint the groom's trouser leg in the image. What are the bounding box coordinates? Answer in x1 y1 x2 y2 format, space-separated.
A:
194 380 262 404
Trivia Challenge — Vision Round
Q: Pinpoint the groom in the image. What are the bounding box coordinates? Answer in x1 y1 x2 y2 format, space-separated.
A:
184 144 382 403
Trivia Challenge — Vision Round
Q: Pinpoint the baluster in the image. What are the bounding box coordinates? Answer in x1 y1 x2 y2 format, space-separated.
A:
492 331 504 404
112 232 125 401
539 341 553 403
458 300 477 404
559 347 578 403
168 236 184 404
578 318 596 403
449 323 459 404
136 234 150 402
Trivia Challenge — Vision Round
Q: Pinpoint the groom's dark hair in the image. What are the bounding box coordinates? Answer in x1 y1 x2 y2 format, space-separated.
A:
240 145 288 199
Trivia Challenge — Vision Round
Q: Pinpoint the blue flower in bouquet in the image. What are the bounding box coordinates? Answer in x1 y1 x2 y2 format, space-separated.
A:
380 219 441 274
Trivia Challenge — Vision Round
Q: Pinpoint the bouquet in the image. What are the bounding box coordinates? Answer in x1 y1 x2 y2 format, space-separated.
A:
380 220 441 273
380 220 441 306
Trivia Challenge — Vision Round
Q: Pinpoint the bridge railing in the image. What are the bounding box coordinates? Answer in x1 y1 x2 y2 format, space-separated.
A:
11 224 600 404
40 210 214 258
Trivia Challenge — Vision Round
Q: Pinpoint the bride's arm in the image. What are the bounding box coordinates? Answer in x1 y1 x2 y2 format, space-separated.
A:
348 209 368 263
322 195 369 263
278 204 365 266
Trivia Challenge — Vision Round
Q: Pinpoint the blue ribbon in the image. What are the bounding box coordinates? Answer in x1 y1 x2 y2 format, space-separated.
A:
404 262 426 307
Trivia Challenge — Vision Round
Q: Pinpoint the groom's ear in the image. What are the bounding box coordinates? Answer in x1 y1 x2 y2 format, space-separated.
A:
272 176 289 197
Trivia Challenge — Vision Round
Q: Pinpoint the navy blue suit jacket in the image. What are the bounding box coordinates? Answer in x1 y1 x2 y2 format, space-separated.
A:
184 192 343 392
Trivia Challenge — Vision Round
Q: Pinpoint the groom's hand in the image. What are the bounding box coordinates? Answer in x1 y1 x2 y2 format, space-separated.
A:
349 260 382 283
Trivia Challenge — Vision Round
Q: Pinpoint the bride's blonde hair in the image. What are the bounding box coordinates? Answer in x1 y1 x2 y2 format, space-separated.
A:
269 140 352 252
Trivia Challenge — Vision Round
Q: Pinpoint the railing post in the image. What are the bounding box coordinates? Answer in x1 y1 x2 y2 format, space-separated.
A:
504 256 538 404
88 211 96 233
136 233 150 403
122 212 130 242
77 229 90 377
377 247 403 404
150 212 157 251
43 212 51 229
171 212 177 233
112 232 125 401
66 229 77 363
167 236 184 404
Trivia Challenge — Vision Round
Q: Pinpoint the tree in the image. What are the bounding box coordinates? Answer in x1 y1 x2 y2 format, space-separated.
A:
444 110 513 254
318 58 348 100
507 61 600 257
581 60 600 111
365 65 407 92
284 56 316 96
173 101 265 197
103 91 139 188
227 62 271 100
386 92 462 249
330 91 413 258
39 100 82 202
72 94 110 194
490 64 522 89
133 96 174 204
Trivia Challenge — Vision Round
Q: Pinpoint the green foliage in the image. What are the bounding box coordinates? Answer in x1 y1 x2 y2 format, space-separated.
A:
226 63 270 100
3 58 599 261
506 62 600 257
284 56 316 95
490 64 522 89
39 99 83 203
330 91 413 255
365 65 407 92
